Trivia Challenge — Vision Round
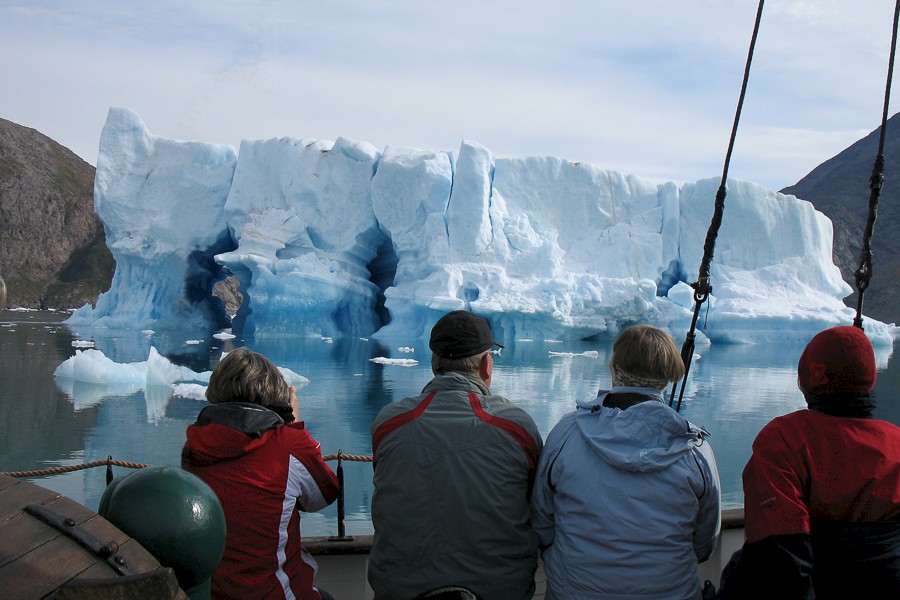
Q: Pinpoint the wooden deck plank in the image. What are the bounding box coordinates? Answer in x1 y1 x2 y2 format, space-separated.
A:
0 474 176 598
0 535 104 600
0 509 61 569
0 475 60 524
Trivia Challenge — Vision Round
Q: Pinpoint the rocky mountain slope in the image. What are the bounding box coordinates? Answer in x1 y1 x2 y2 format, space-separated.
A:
0 118 113 309
781 113 900 326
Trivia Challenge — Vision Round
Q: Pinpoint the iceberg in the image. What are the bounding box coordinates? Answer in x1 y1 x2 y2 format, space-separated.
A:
68 107 895 345
53 346 309 421
67 108 238 331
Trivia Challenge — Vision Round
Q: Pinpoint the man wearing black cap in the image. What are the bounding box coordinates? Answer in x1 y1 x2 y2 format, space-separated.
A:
368 310 543 600
717 326 900 599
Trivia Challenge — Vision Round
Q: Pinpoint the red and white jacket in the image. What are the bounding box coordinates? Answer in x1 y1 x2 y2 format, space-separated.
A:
182 402 340 600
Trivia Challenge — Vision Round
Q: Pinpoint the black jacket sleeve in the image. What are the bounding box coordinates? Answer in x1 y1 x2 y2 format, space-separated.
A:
716 534 814 600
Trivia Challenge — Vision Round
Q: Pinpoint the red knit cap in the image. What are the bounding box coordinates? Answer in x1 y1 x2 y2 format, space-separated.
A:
797 326 876 396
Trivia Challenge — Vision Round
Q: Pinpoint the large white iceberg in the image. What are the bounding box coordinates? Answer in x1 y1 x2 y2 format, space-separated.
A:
67 107 894 345
72 107 238 330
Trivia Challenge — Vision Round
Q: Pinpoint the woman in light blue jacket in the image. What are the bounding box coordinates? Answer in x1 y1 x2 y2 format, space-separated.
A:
531 325 721 600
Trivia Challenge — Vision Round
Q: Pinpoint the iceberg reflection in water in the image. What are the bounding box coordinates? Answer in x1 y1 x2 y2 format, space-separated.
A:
1 310 897 537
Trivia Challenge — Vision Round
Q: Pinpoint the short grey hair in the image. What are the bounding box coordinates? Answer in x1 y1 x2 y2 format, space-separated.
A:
431 350 490 375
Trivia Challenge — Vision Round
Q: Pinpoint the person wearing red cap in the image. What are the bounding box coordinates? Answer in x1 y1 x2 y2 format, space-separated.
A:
717 326 900 599
368 310 543 600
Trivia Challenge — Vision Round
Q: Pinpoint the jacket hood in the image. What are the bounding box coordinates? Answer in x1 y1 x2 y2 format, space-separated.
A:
422 371 490 396
182 402 285 467
573 388 705 473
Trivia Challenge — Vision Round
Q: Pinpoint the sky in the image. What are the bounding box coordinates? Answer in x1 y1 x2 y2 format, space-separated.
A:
1 0 898 191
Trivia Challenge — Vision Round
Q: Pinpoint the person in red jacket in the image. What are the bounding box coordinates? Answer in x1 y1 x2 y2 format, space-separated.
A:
182 347 340 600
717 325 900 599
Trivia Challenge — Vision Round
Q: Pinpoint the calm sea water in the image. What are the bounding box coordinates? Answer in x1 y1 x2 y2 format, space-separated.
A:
2 310 898 537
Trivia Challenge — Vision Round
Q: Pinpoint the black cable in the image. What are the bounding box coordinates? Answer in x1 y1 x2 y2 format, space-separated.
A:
669 0 765 412
853 0 900 330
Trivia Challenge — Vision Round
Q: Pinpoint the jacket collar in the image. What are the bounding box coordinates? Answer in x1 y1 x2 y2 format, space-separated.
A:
807 392 876 418
196 402 285 437
578 386 665 412
422 371 490 396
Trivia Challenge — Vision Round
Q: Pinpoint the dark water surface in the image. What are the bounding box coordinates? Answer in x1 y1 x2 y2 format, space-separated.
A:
2 310 897 537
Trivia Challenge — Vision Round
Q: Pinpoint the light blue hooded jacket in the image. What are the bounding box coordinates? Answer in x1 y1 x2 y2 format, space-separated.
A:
531 387 721 600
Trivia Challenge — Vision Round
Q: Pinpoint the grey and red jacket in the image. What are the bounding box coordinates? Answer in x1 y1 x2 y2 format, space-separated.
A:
368 371 543 600
182 402 340 600
718 405 900 600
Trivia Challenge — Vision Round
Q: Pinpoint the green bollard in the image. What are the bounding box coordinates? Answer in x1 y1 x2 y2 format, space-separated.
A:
99 466 226 600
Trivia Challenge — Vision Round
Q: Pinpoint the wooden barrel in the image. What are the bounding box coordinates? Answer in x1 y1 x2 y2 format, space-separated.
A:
0 474 187 600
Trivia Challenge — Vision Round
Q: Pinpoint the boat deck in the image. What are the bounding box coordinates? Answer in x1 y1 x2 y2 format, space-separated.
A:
310 544 547 599
308 509 744 599
1 471 742 600
0 474 186 600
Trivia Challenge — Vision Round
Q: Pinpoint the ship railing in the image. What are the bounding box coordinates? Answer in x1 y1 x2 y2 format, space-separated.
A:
1 452 375 541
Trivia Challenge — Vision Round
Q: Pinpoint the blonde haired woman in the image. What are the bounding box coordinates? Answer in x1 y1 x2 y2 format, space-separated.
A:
182 347 340 600
531 325 721 599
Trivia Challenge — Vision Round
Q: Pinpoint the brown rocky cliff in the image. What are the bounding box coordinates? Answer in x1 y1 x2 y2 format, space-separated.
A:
0 118 114 309
781 112 900 326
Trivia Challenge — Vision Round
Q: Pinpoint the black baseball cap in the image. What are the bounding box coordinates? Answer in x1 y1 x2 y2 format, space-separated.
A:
429 310 504 359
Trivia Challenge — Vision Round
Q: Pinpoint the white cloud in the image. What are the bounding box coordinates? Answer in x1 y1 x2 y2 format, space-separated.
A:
1 0 898 191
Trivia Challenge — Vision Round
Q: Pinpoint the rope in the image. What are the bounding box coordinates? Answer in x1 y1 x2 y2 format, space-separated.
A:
1 458 151 478
669 0 765 413
323 453 373 463
853 0 900 330
1 453 373 478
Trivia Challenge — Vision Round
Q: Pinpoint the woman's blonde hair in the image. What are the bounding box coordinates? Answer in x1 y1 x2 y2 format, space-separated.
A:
609 325 685 388
206 347 291 407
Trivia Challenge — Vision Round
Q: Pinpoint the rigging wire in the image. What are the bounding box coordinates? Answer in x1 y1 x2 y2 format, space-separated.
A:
853 0 900 330
669 0 765 412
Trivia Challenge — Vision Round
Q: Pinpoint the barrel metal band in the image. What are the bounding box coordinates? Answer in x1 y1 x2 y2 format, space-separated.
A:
24 503 131 576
